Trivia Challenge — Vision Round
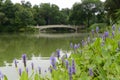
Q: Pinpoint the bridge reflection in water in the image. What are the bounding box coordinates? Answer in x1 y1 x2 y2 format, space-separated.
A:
33 32 88 38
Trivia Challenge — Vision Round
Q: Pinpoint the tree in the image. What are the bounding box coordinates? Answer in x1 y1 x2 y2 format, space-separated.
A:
104 0 120 23
14 5 34 28
38 3 62 25
69 3 85 25
0 12 8 25
1 0 14 25
49 4 60 24
33 5 46 25
39 3 52 25
69 0 104 27
24 1 32 8
60 8 70 24
81 0 103 27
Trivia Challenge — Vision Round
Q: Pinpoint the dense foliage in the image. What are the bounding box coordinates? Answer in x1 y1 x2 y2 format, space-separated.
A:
69 0 106 27
0 0 69 32
1 0 119 32
104 0 120 23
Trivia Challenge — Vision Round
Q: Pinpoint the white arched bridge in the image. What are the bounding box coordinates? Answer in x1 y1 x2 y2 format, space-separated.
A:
34 25 79 32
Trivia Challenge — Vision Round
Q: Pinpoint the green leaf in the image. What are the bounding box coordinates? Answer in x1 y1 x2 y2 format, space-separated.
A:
4 75 8 80
34 74 40 80
97 66 108 80
20 71 28 80
80 72 89 80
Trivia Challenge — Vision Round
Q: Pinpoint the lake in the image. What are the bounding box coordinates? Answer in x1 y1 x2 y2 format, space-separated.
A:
0 32 88 80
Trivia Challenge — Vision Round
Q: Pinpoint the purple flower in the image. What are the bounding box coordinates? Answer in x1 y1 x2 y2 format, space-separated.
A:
48 67 52 73
14 59 18 68
56 49 60 59
81 40 85 47
22 54 27 67
119 27 120 32
89 68 93 76
74 44 78 50
104 31 109 38
26 67 28 74
91 29 94 36
31 62 34 70
65 60 69 69
112 31 115 37
38 66 41 74
19 68 22 76
77 43 80 48
87 36 90 43
112 24 115 31
70 43 73 48
102 34 105 41
68 66 72 80
72 59 76 74
50 56 56 69
45 70 47 73
0 71 4 79
96 26 99 33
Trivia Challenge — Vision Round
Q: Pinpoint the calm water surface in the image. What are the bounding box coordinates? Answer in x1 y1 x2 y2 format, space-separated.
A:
0 32 88 80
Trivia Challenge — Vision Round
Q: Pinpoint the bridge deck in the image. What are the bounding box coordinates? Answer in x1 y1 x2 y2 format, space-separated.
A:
34 25 77 29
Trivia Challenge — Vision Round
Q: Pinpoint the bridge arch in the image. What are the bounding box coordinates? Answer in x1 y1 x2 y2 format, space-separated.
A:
35 25 77 32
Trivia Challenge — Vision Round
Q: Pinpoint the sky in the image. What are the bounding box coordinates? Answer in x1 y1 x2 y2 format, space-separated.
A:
11 0 105 9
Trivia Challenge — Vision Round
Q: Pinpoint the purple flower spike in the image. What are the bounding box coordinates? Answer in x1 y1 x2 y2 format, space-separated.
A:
96 26 99 33
38 66 41 74
26 67 28 74
68 66 72 80
119 27 120 32
91 29 94 36
112 24 115 31
56 49 60 59
112 31 115 37
70 43 73 48
45 70 47 73
72 59 75 66
82 40 85 47
31 62 34 70
65 60 69 69
0 71 4 79
104 31 109 38
50 56 56 69
89 68 93 76
19 68 22 76
48 67 52 73
87 36 90 43
14 59 18 68
77 43 80 48
72 59 76 74
22 54 27 67
74 44 78 50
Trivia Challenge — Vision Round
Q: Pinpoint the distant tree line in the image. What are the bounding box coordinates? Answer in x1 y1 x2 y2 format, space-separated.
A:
0 0 120 32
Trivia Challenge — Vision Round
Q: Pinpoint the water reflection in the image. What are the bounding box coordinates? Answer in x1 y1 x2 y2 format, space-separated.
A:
33 32 88 38
0 32 88 66
0 50 71 80
0 56 50 80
